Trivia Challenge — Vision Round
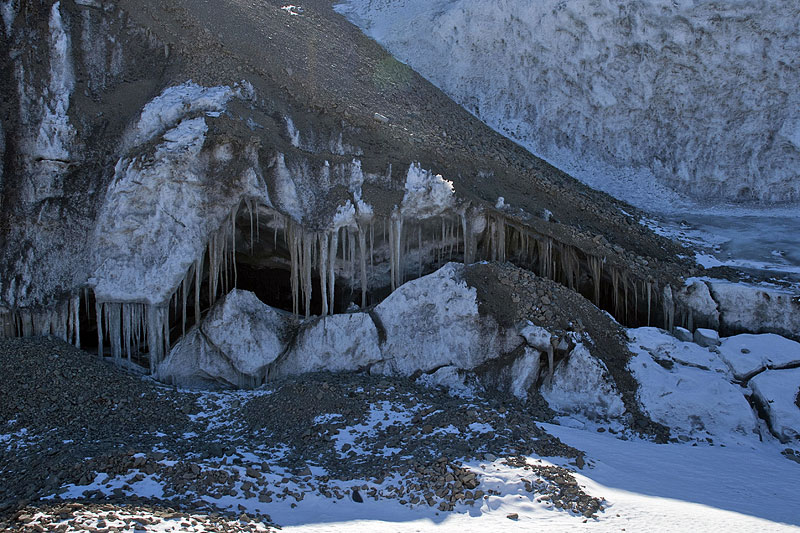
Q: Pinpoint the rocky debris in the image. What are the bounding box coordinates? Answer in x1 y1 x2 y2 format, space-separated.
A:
0 500 273 532
1 337 597 523
502 456 604 518
694 328 721 348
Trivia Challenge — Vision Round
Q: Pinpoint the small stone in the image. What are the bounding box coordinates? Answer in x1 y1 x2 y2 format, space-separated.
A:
507 513 519 520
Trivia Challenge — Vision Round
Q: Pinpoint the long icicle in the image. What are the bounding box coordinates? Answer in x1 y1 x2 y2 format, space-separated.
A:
319 232 329 316
359 224 368 308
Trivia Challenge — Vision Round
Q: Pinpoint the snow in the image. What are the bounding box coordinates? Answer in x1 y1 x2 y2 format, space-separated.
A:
122 82 237 151
628 328 760 446
749 368 800 443
400 163 455 218
544 423 800 530
540 344 625 422
719 334 800 380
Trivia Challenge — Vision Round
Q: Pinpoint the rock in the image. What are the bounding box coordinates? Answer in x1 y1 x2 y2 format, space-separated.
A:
351 488 364 503
506 513 519 520
694 328 721 348
674 327 693 342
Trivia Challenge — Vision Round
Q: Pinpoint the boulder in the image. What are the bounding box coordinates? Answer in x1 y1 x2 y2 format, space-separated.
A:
674 326 693 343
694 328 721 348
156 290 294 388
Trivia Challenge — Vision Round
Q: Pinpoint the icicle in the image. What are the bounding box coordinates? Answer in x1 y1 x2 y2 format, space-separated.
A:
646 281 652 327
303 231 313 318
195 255 203 325
289 222 299 315
390 212 404 290
623 276 629 324
359 224 368 308
73 295 80 348
181 266 190 336
418 224 423 279
319 233 329 316
146 305 169 372
369 221 375 273
588 255 601 306
612 269 620 318
460 212 469 265
96 302 104 357
231 208 238 289
246 198 254 253
662 285 674 332
329 229 338 313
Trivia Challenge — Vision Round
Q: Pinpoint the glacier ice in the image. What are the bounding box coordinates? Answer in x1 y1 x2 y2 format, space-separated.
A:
336 0 800 205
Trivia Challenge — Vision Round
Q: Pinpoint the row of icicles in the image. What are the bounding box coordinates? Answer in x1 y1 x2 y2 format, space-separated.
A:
0 200 691 370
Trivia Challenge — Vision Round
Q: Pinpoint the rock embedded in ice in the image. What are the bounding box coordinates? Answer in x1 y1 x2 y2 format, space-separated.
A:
694 328 721 348
272 312 382 376
749 368 800 443
540 343 625 422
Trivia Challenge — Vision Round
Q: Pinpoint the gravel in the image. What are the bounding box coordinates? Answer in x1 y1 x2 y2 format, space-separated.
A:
0 337 604 526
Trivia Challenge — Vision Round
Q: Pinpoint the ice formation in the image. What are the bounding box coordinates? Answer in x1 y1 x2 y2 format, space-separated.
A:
336 0 800 205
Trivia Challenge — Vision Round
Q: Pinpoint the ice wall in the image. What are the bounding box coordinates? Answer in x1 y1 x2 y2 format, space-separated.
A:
336 0 800 206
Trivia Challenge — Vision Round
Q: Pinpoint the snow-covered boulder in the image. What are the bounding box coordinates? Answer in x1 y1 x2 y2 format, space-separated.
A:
628 328 759 445
694 328 721 348
156 290 294 388
373 262 521 375
272 312 382 376
749 368 800 443
674 327 693 343
719 334 800 381
541 343 625 422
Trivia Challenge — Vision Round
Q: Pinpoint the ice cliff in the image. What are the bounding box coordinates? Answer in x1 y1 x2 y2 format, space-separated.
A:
336 0 800 207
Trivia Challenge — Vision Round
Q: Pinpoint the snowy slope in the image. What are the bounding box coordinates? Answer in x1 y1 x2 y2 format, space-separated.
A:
335 0 800 208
